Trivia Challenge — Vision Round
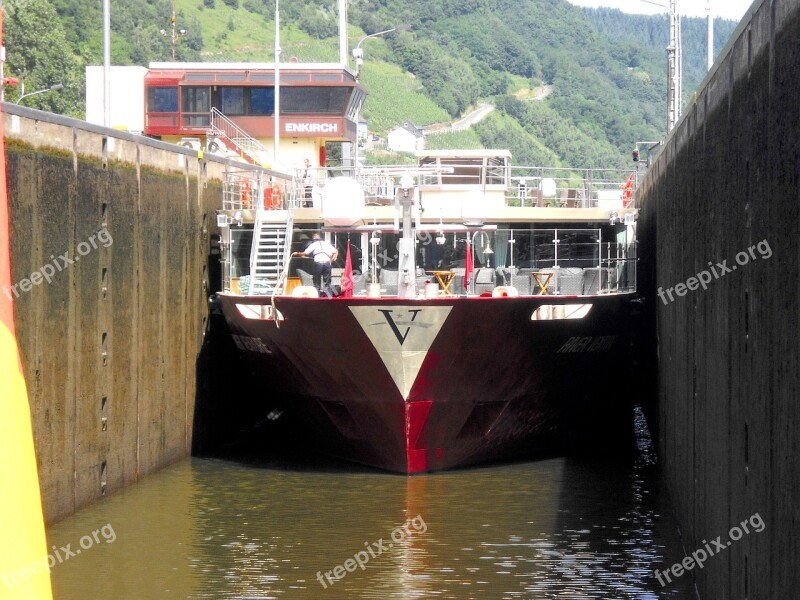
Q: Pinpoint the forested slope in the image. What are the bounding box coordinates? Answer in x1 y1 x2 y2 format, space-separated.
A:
1 0 739 168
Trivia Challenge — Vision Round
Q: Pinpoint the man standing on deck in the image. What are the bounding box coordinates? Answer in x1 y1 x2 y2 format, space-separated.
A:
302 158 313 207
293 233 338 297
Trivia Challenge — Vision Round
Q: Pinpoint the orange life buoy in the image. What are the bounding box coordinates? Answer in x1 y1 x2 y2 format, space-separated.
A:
241 179 252 209
263 184 272 208
622 175 634 207
265 183 281 209
272 183 281 207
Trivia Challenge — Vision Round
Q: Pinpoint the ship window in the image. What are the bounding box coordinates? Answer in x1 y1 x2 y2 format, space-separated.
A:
312 74 342 82
346 88 366 119
147 86 178 112
281 87 348 114
557 231 599 268
418 155 508 186
249 87 275 116
183 86 210 112
484 156 507 185
235 304 282 322
221 87 244 115
437 158 483 185
530 304 593 321
230 228 253 277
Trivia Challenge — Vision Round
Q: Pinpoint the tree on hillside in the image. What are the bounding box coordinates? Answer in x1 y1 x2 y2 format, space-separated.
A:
3 0 84 116
392 35 481 117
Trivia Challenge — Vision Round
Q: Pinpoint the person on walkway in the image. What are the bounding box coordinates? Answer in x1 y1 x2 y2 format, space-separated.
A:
302 158 313 207
292 233 338 296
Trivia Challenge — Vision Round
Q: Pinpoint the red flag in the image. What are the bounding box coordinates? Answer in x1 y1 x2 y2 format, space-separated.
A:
463 240 473 292
341 241 354 297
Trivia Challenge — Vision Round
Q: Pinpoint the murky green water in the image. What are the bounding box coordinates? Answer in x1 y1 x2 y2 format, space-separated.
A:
47 412 696 599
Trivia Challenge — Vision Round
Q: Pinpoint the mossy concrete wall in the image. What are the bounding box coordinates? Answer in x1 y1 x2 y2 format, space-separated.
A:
3 104 232 524
637 0 799 597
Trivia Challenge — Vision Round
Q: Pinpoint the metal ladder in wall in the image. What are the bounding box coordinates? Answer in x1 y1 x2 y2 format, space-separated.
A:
249 208 293 294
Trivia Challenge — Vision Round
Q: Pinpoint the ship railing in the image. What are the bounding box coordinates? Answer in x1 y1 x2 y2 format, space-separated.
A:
290 164 457 207
222 170 291 211
284 164 636 210
298 227 637 297
507 166 635 209
463 237 637 296
219 168 296 296
289 166 404 207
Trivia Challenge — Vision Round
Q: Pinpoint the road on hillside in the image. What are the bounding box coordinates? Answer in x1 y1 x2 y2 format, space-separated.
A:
451 103 495 131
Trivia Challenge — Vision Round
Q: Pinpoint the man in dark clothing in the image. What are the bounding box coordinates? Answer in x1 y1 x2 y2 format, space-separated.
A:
293 233 338 296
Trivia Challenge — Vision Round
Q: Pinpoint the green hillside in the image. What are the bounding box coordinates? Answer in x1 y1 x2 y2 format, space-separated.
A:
2 0 740 169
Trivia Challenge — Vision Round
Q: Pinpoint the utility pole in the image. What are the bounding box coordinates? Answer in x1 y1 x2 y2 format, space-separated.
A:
274 0 281 170
706 0 714 70
103 0 110 127
352 28 397 166
160 0 187 61
667 0 682 131
338 0 347 65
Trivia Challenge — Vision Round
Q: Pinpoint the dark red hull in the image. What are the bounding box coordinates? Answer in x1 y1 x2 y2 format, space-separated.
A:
216 294 638 473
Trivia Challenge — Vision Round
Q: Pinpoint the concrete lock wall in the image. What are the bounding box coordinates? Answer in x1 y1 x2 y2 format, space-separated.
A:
637 0 799 597
3 104 233 524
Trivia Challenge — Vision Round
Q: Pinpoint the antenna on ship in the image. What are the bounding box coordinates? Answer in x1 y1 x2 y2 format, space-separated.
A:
397 174 417 298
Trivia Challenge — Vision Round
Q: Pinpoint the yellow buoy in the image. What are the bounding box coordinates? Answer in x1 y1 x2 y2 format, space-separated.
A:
0 10 53 598
0 326 53 599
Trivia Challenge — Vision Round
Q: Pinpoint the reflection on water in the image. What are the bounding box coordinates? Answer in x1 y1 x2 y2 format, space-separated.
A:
48 411 696 599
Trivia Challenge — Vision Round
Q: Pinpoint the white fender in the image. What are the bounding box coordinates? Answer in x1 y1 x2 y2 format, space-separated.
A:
291 285 319 297
492 286 519 297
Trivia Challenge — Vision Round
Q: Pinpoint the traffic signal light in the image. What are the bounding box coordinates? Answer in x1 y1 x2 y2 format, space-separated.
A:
632 148 639 162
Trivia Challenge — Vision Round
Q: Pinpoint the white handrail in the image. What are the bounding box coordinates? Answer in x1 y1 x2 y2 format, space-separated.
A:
209 107 269 156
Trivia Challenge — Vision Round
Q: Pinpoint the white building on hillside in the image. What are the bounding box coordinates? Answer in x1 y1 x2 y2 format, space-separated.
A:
387 122 424 153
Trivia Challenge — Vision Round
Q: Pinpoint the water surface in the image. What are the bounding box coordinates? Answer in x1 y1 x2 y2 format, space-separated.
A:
47 413 696 599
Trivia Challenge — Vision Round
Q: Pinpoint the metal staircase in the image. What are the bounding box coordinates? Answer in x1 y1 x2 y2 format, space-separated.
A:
208 107 270 165
249 209 293 294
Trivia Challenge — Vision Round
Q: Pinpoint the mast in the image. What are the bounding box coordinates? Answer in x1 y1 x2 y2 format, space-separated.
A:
396 175 417 298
